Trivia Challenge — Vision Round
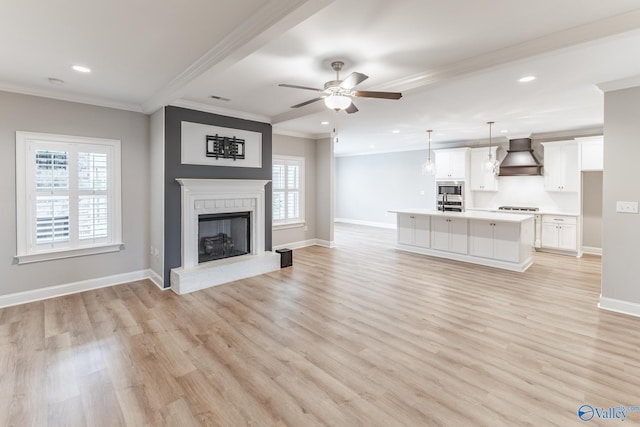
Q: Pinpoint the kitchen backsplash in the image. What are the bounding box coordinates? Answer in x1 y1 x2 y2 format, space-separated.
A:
472 175 580 213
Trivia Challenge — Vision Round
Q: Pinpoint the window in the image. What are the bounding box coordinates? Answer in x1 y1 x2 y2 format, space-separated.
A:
15 132 122 264
272 156 304 227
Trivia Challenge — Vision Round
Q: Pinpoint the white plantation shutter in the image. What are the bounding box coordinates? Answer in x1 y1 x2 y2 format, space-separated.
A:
272 161 286 221
78 152 109 240
36 196 70 243
34 149 71 245
15 132 122 263
272 157 304 225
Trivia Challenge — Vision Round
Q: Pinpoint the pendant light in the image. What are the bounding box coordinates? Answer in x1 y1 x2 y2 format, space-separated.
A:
421 129 434 175
484 121 499 174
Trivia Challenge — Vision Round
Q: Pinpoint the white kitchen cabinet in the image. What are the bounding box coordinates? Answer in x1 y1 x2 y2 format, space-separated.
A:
434 148 469 180
541 215 577 251
397 213 430 248
469 220 519 262
470 147 499 191
578 136 603 171
542 141 579 192
431 216 468 254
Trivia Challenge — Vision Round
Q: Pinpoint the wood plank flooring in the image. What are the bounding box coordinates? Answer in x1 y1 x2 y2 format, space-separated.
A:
1 223 639 426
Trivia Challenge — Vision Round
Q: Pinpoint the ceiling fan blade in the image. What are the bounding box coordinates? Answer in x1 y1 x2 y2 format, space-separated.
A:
355 90 403 100
279 83 323 92
290 97 324 108
340 72 368 90
345 103 359 114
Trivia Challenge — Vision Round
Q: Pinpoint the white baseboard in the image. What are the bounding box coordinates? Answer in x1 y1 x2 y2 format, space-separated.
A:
598 296 640 318
315 239 336 248
334 217 397 229
0 269 154 309
582 246 602 255
147 269 167 290
273 238 336 250
272 239 317 251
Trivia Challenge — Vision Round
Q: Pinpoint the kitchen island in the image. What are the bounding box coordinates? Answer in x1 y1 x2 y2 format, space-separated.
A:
389 209 535 272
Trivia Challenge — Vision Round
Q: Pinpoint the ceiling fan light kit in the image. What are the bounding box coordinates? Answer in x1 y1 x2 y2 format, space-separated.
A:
279 60 402 113
324 94 352 110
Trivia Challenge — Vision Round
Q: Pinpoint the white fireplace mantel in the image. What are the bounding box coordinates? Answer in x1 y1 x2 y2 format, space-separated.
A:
170 178 280 294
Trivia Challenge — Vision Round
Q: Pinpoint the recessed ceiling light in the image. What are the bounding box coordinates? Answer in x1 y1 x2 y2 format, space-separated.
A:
321 121 329 125
72 65 91 73
518 75 536 83
48 77 65 85
500 129 509 133
392 130 400 134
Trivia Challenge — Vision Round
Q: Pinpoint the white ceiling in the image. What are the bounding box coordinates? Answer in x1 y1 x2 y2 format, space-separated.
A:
2 0 640 155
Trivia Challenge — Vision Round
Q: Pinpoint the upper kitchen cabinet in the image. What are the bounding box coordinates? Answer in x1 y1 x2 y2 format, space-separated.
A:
470 147 499 191
577 136 604 171
542 141 579 192
434 148 470 181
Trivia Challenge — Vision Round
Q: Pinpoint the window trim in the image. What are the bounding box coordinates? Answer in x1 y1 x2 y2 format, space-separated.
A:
15 131 123 264
272 155 305 227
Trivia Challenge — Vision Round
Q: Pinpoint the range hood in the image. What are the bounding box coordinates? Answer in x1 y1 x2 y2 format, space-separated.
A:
498 138 542 176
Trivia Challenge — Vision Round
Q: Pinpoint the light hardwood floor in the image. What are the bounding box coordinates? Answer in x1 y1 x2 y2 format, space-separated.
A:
1 223 639 426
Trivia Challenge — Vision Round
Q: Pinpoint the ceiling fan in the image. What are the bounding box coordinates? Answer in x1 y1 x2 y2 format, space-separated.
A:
279 61 402 114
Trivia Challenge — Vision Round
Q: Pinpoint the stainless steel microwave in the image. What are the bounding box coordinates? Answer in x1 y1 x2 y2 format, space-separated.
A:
437 181 463 197
436 181 464 212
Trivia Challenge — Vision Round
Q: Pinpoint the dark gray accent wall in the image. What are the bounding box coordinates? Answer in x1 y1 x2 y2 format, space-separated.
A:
163 106 272 287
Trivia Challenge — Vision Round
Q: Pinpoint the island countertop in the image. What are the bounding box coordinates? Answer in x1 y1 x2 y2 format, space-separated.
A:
388 208 534 223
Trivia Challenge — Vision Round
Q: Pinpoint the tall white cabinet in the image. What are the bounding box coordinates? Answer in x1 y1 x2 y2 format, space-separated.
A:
542 141 579 192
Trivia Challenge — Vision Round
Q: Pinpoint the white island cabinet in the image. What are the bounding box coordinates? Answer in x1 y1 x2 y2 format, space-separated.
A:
398 213 430 248
390 209 534 272
432 216 468 254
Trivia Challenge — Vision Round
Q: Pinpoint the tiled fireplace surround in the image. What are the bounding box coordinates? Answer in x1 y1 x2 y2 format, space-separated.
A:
170 179 280 294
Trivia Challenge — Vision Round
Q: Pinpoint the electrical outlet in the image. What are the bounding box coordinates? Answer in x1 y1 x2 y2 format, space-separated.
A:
419 190 425 195
616 201 639 214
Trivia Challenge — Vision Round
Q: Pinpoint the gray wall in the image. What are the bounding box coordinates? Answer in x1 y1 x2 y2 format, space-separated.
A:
316 138 334 244
582 171 603 250
601 85 640 304
163 106 272 286
272 133 317 247
0 91 149 295
149 108 165 283
335 149 436 226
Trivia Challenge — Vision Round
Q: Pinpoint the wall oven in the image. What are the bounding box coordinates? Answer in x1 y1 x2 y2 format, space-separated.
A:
437 181 464 212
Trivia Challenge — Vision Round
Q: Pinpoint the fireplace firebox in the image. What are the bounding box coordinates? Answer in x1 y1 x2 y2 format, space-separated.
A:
198 212 250 263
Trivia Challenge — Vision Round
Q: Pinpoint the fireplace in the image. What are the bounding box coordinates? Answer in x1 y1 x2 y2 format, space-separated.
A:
198 211 250 263
171 179 280 294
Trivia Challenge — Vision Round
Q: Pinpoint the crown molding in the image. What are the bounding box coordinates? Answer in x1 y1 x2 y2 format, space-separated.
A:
597 74 640 93
0 83 143 113
170 99 271 123
272 128 323 140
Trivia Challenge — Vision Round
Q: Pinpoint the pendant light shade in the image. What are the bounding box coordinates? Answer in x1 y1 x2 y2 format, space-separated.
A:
421 129 434 175
324 95 352 111
484 121 499 174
